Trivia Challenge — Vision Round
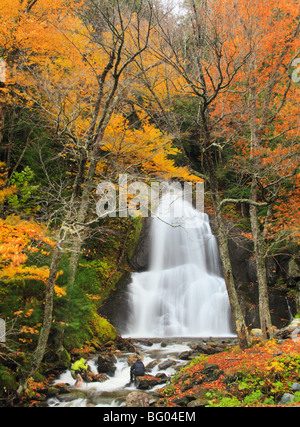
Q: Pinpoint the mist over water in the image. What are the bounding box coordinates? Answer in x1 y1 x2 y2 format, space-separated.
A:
126 188 233 338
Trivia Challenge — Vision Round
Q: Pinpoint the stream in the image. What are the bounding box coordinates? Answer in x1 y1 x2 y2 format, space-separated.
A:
47 338 235 408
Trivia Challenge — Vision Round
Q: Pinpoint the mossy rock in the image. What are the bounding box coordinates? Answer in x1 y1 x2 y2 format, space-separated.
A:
90 314 117 346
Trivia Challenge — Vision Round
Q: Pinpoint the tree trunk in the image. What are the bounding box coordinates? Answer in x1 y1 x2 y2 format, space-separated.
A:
249 178 273 340
212 192 250 349
207 151 250 349
17 243 63 394
31 245 62 371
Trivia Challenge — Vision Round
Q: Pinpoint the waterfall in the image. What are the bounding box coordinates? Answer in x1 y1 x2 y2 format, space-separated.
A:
125 186 233 338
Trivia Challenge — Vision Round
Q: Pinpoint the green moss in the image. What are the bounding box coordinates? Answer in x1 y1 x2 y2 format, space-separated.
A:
90 314 117 346
0 366 18 395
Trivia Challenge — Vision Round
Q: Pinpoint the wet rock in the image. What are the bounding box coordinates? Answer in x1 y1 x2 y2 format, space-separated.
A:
158 359 176 370
55 384 72 394
46 386 60 398
145 359 161 371
58 390 87 402
97 353 117 376
136 375 166 390
87 371 109 383
126 391 150 407
190 342 209 353
155 372 168 381
179 351 193 360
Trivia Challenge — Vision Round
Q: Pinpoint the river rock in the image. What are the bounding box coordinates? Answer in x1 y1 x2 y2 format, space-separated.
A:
145 359 161 371
135 375 166 390
126 391 150 407
158 359 176 370
58 390 87 402
86 371 109 383
179 351 193 360
97 353 117 376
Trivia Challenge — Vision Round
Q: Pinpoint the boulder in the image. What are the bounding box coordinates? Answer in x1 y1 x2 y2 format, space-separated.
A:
288 258 300 279
126 391 150 407
173 396 190 407
290 318 300 329
135 375 166 390
187 398 208 407
158 359 176 370
97 353 117 376
279 393 295 405
86 371 109 383
292 383 300 392
250 329 262 338
58 390 87 402
145 359 161 371
202 364 224 382
179 351 193 360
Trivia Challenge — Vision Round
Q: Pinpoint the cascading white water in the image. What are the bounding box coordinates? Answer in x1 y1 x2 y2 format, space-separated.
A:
126 187 233 338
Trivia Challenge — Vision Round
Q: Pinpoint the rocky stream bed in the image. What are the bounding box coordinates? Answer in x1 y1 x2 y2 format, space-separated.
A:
46 337 238 408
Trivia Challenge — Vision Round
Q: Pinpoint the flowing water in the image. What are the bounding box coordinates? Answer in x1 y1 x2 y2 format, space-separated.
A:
49 185 235 407
125 187 233 338
48 340 194 407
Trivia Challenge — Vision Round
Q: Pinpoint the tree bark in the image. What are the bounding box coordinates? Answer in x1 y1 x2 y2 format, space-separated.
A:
249 178 273 340
208 160 250 349
30 245 62 371
17 243 63 393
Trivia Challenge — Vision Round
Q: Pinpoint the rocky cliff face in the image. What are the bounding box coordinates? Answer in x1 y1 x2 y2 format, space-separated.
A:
100 217 299 333
227 233 298 329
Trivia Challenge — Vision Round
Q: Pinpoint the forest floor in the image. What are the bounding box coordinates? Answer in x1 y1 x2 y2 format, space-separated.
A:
155 339 300 407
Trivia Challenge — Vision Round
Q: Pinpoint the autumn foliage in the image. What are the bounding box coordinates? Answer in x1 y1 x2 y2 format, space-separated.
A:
158 339 300 407
0 0 299 404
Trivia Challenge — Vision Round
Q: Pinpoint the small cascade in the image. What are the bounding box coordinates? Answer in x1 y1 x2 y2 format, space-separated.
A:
125 186 233 338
